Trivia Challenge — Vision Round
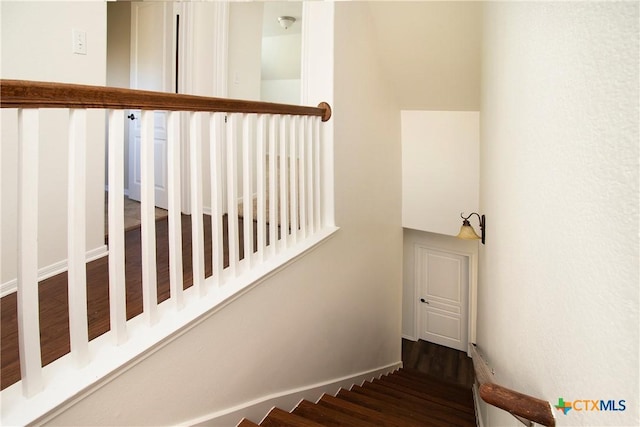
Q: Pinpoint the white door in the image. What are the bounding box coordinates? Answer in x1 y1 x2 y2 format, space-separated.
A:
128 1 175 209
416 246 469 352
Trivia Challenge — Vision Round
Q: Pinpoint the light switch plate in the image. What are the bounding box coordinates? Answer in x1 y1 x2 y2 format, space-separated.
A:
72 29 87 55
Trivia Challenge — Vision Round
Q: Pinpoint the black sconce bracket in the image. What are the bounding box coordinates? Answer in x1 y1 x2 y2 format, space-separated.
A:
461 212 486 244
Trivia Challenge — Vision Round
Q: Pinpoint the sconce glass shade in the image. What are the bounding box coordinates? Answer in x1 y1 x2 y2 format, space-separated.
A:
456 221 481 240
456 225 481 240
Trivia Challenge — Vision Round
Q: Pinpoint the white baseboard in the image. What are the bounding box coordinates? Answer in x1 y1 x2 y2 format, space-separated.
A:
402 333 418 341
0 245 109 297
185 361 403 427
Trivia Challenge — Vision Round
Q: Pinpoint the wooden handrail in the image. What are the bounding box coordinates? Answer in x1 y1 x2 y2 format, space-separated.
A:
470 344 555 427
0 79 332 121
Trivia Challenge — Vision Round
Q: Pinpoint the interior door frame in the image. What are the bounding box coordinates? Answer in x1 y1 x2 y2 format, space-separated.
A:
413 244 478 356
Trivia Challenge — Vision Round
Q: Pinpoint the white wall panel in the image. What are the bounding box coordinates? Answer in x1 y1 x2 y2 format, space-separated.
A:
401 110 479 236
0 1 107 287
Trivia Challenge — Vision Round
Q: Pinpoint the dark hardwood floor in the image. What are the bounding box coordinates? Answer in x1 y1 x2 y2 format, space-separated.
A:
0 214 257 390
401 338 475 389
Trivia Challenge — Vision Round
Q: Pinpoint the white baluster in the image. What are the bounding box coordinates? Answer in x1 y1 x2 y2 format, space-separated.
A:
67 108 89 366
298 117 307 239
190 112 205 294
279 116 289 249
210 113 224 285
242 114 255 268
17 108 43 397
107 110 127 344
306 116 315 234
289 116 298 245
226 114 239 276
268 115 278 256
167 111 184 309
255 115 267 262
140 110 158 325
313 116 322 230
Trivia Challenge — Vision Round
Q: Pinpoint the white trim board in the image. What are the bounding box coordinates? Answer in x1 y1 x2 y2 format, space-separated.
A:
0 245 108 297
186 361 403 427
402 333 418 342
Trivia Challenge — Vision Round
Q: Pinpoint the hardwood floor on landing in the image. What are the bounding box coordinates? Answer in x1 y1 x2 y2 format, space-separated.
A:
0 214 254 390
401 338 475 389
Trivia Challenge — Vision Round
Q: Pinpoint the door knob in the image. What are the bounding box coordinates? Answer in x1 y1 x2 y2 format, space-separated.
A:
420 298 429 304
127 113 136 121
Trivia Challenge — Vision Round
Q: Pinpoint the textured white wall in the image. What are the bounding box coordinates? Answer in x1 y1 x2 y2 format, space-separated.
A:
401 110 479 236
45 3 403 425
478 3 639 426
367 1 481 111
261 34 301 104
260 78 301 105
106 2 132 190
106 2 131 90
261 34 302 81
1 1 107 286
228 2 263 101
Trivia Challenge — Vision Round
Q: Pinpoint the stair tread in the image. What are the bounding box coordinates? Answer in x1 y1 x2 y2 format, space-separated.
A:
261 407 325 427
351 384 475 427
391 370 475 405
373 378 474 415
237 419 261 427
337 388 451 427
293 399 378 427
374 377 475 413
398 368 473 391
319 393 422 427
365 380 476 422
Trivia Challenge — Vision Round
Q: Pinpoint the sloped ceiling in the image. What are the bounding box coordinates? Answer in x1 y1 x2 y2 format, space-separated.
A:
367 1 482 111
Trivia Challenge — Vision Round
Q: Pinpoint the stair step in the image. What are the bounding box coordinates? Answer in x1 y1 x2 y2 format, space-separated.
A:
390 369 471 395
238 369 478 426
387 370 474 408
373 377 475 414
352 384 468 427
397 368 473 393
261 407 324 427
318 393 421 427
292 399 378 426
364 380 476 425
337 388 444 426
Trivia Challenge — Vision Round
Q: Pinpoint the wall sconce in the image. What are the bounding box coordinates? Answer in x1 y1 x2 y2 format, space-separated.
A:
456 212 485 244
278 16 296 30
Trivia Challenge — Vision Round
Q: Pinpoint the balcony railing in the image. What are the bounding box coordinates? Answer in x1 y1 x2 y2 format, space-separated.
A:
0 79 334 425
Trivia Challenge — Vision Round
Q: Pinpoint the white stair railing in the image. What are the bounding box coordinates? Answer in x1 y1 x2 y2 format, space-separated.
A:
0 80 334 426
